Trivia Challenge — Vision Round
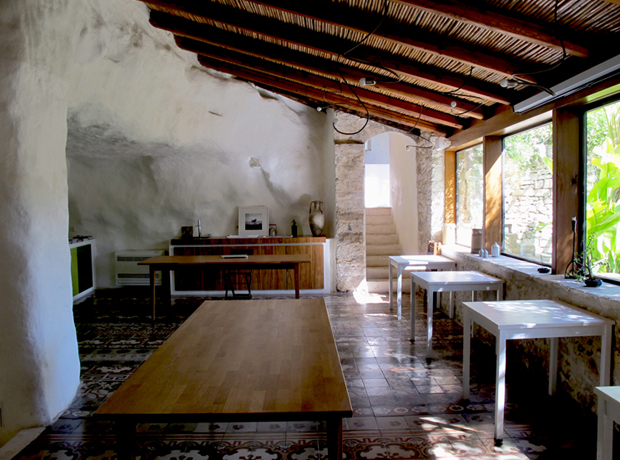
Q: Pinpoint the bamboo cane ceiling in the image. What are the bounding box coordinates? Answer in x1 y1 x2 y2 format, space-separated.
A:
140 0 620 136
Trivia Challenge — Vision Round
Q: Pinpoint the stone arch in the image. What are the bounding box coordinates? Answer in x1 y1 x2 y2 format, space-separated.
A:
332 112 442 292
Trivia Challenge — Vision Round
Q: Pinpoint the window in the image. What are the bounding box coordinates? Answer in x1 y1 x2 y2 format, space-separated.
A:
456 144 483 246
502 123 553 263
585 98 620 280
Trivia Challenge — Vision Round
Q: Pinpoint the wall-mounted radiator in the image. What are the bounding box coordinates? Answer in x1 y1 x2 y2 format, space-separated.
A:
114 250 165 286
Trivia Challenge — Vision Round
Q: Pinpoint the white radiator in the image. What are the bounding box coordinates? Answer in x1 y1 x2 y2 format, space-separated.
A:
115 250 165 286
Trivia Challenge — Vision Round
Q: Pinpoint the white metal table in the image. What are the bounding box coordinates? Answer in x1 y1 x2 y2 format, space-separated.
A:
389 255 456 319
409 270 503 345
462 299 613 442
595 386 620 460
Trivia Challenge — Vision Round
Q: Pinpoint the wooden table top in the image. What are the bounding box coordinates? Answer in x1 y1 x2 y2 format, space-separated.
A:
138 254 311 267
95 298 352 419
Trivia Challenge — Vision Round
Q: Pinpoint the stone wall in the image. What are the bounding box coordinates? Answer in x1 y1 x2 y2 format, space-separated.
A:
504 166 553 262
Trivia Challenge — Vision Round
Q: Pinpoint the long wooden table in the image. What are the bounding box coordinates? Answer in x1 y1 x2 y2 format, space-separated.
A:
139 254 311 319
95 298 352 459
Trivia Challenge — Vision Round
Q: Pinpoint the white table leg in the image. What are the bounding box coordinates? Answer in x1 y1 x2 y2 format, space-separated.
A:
427 289 436 354
597 396 610 460
601 323 613 386
397 266 403 320
389 261 394 311
449 291 454 318
549 337 558 395
495 332 507 441
463 310 471 399
497 284 503 301
410 277 416 341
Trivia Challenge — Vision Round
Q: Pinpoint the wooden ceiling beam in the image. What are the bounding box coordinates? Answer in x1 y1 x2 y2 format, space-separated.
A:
238 0 546 80
195 55 446 134
389 0 589 58
178 37 463 128
145 3 513 104
175 35 485 119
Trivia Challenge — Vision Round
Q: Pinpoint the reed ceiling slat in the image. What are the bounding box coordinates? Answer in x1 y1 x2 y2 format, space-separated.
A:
143 0 620 133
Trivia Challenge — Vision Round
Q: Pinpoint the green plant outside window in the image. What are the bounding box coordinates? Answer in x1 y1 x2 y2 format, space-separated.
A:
586 100 620 278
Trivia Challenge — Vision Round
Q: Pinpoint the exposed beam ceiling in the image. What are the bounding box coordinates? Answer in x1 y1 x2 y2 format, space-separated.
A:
140 0 620 138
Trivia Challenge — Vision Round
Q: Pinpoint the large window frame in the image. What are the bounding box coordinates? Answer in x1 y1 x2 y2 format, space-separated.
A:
455 144 484 248
447 82 620 280
501 121 554 265
580 95 620 284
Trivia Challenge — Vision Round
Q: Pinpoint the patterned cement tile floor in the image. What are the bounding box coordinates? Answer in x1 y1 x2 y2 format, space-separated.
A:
13 289 597 459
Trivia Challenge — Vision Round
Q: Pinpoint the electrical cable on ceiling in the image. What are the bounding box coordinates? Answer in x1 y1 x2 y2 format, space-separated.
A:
501 0 568 96
330 0 391 136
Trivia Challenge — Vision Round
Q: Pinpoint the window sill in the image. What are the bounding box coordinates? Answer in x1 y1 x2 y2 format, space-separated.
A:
440 244 620 306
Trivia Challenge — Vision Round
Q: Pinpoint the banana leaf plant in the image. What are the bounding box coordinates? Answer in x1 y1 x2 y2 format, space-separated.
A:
586 105 620 275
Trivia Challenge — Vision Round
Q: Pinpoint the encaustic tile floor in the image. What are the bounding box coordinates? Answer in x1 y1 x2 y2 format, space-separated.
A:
13 289 598 460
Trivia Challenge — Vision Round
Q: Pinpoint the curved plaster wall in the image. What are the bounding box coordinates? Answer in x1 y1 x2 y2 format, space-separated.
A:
0 0 81 445
0 0 335 444
64 1 335 288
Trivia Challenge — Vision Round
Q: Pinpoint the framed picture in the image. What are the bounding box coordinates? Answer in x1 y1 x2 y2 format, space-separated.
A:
238 206 269 236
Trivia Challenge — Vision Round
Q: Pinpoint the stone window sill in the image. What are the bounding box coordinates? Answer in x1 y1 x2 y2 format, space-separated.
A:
440 244 620 306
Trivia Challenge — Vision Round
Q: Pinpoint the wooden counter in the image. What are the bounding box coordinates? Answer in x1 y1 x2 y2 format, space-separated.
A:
170 237 326 292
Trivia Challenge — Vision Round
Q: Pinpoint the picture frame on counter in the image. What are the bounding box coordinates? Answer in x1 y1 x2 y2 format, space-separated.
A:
238 206 269 236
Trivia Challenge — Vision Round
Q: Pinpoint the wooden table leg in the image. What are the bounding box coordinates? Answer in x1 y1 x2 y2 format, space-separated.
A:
326 418 344 460
115 419 136 460
150 266 157 321
294 264 300 299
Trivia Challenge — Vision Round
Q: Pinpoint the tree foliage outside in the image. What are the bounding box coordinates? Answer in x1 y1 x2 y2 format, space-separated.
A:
586 99 620 275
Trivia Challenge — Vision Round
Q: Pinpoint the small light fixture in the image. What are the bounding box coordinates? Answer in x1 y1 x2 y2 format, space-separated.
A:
500 78 519 89
434 137 451 151
359 77 377 86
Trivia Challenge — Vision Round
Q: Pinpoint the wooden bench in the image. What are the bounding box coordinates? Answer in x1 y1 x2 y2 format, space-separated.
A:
95 298 352 459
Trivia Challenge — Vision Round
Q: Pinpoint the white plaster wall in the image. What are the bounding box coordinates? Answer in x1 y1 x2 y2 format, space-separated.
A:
0 1 80 444
63 1 335 288
390 133 420 253
0 0 335 445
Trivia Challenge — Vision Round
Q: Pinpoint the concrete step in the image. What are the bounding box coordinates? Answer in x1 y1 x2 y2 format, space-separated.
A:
366 223 396 234
366 279 411 293
366 244 402 256
366 233 399 245
367 255 389 267
367 266 389 279
366 207 392 217
366 214 395 225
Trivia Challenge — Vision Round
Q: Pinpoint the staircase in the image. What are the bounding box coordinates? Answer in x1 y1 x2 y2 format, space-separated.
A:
366 207 406 293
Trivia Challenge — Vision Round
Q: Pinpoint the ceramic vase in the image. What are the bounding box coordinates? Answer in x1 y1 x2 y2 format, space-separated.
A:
309 201 325 237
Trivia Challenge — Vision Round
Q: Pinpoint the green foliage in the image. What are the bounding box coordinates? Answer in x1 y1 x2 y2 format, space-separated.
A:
503 123 553 173
586 101 620 274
